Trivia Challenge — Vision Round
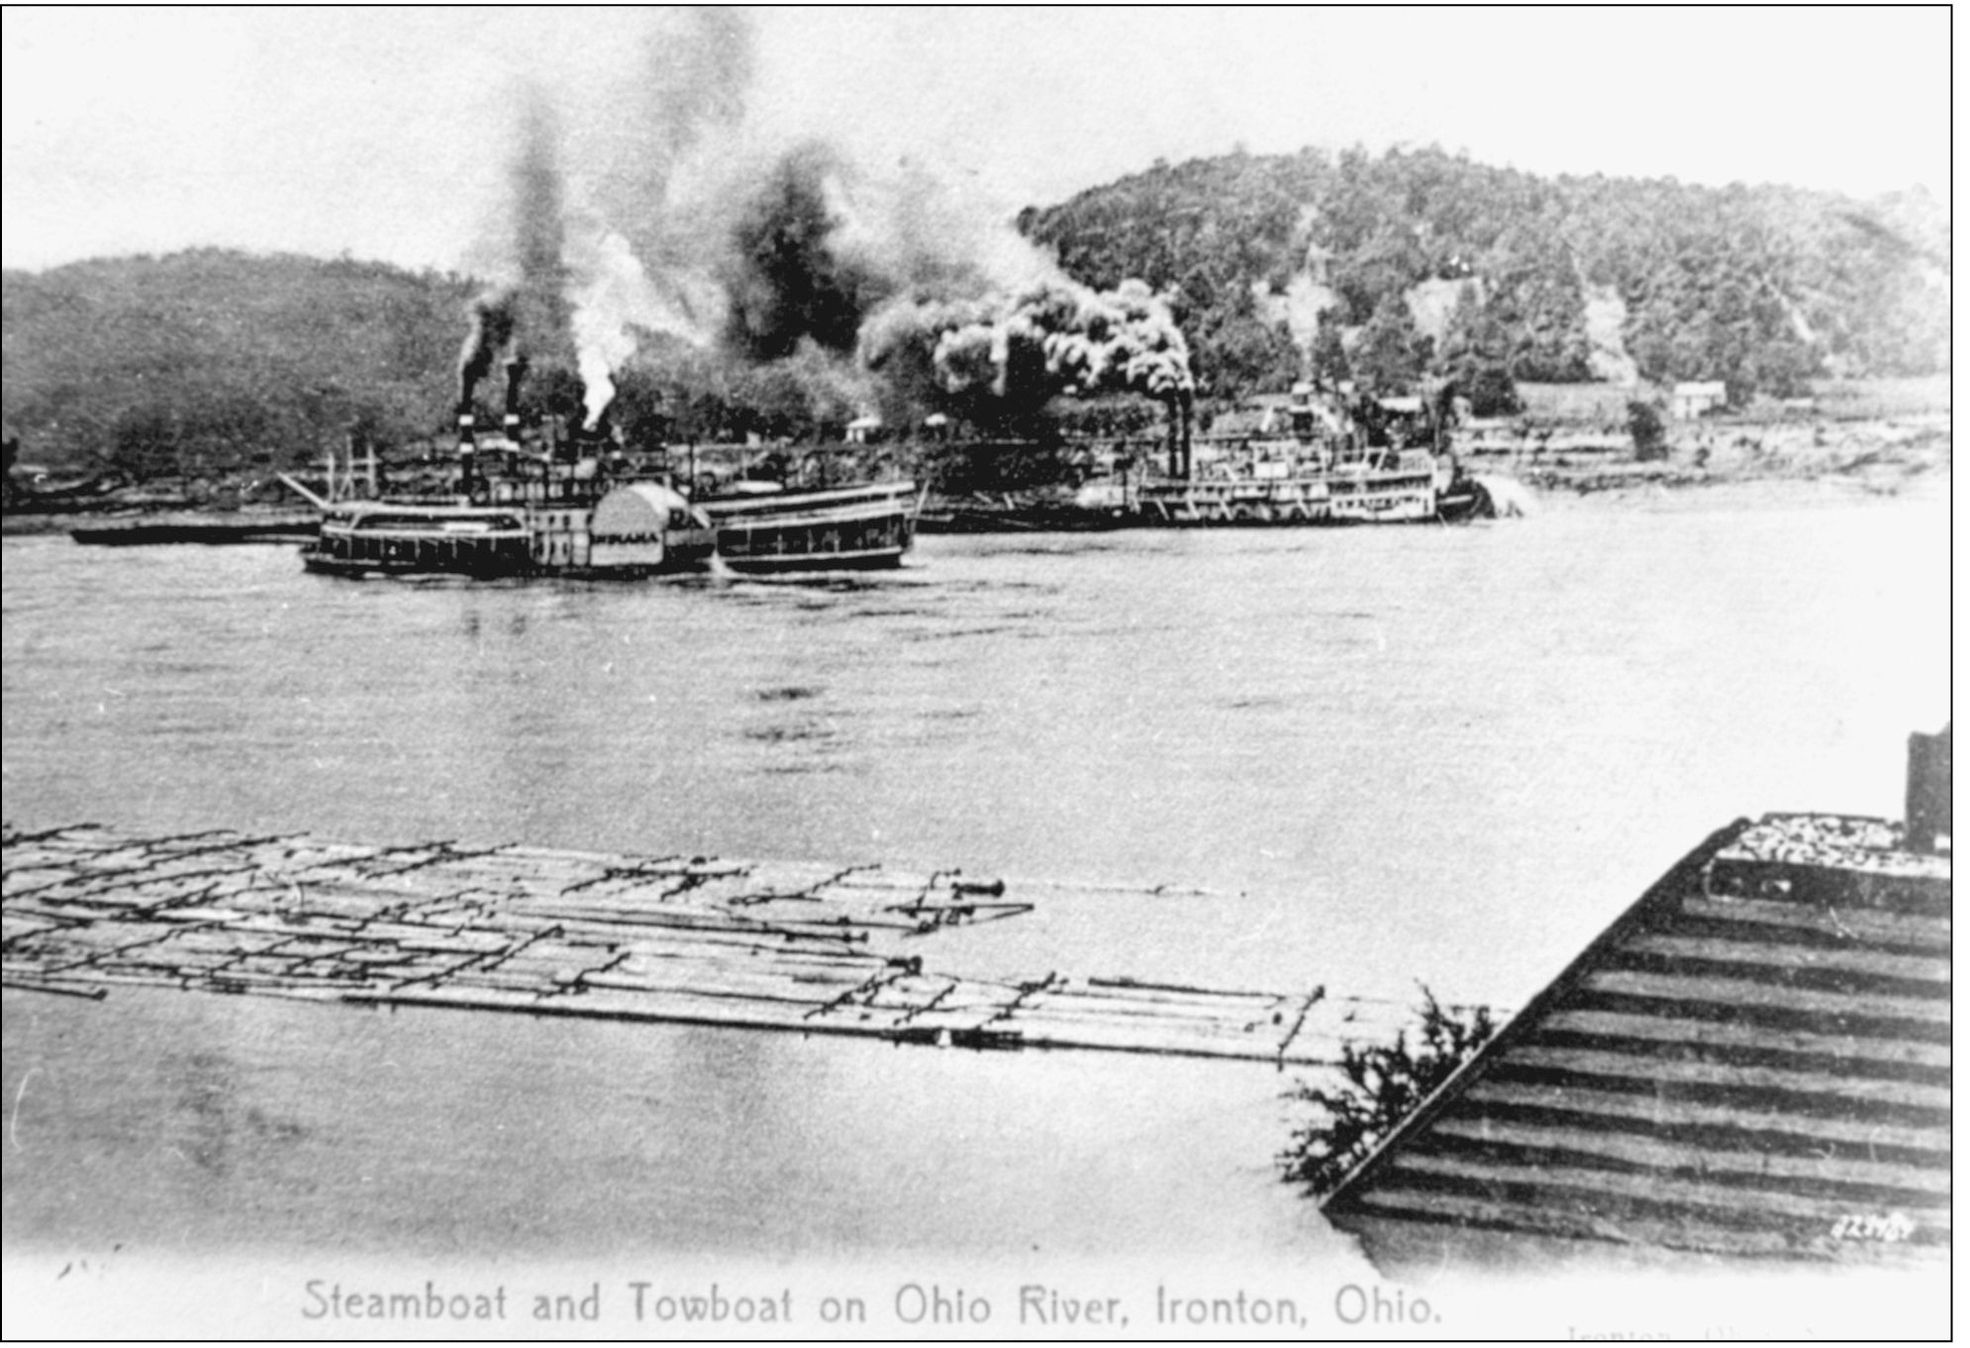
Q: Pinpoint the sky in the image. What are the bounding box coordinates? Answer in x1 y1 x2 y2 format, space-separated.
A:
0 7 1952 273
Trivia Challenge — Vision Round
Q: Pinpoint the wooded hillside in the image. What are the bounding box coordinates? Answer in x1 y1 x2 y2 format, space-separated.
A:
1019 145 1949 408
2 250 476 477
2 146 1950 479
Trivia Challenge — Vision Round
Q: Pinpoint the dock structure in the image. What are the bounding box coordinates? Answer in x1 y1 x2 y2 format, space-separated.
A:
1322 813 1952 1268
1 823 1419 1070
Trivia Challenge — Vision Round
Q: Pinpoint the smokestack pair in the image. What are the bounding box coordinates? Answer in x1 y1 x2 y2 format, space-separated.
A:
456 353 528 457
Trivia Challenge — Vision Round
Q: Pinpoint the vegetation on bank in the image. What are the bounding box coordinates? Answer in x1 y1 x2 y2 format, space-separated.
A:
2 146 1950 489
1279 988 1498 1196
1023 145 1948 409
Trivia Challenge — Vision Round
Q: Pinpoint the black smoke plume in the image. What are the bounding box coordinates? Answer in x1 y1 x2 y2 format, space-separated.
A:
506 93 571 364
457 293 517 410
723 144 881 362
452 10 1195 442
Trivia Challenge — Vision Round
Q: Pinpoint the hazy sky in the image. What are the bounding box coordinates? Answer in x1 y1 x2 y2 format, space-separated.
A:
1 7 1951 272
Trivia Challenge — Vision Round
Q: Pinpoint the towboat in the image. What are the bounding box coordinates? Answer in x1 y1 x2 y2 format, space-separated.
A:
1081 384 1500 528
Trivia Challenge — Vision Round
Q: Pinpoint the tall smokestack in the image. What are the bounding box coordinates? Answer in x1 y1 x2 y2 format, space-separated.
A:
503 353 528 441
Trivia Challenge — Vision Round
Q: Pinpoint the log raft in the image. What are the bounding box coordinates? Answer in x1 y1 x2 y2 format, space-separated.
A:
2 823 1422 1069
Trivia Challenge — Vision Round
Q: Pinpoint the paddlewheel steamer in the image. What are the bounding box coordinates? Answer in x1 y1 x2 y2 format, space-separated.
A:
1113 384 1485 526
296 359 919 579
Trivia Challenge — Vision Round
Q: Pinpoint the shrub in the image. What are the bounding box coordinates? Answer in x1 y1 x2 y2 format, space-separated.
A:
1278 987 1497 1196
1627 400 1667 460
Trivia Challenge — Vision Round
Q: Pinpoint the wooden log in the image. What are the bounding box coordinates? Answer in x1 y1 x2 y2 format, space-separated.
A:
1 977 109 1000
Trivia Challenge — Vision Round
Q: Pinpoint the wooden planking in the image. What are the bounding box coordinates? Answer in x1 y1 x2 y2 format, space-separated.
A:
1537 1009 1951 1072
1679 895 1950 951
1459 1080 1949 1158
1499 1044 1949 1112
1580 970 1950 1024
1340 1185 1940 1262
1323 812 1952 1267
1383 1152 1953 1235
1622 933 1949 984
1421 1116 1951 1202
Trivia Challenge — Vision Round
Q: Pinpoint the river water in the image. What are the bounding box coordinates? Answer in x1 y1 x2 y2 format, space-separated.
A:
1 484 1951 1276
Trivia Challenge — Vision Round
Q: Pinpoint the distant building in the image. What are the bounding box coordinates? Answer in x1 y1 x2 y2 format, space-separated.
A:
1324 801 1950 1272
1672 381 1729 419
844 414 883 445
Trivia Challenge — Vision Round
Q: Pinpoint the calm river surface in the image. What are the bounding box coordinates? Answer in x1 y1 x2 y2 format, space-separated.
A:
2 485 1950 1267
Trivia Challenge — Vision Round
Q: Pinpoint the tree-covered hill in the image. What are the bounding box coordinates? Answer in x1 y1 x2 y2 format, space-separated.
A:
1018 145 1949 408
1 148 1950 481
2 250 477 477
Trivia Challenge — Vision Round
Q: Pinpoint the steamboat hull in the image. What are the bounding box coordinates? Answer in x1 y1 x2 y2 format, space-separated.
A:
1136 472 1442 526
701 482 920 574
301 490 716 580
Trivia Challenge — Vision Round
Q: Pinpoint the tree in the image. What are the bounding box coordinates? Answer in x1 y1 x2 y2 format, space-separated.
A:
1483 225 1592 382
1309 312 1351 387
1434 283 1521 416
1627 400 1667 460
1279 989 1496 1196
1330 223 1429 325
1190 310 1302 395
1352 295 1432 395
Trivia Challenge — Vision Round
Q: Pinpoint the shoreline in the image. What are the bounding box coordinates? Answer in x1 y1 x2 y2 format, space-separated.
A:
4 462 1948 539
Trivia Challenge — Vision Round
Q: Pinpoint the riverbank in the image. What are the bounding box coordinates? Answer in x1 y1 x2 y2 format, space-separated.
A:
4 412 1948 538
1489 412 1950 501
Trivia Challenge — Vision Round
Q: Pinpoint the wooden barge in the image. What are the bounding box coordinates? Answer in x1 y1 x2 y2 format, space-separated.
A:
1321 808 1952 1268
68 513 320 547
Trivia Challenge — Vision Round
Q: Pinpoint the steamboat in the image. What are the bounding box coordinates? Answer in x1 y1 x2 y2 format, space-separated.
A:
295 359 919 579
1078 384 1489 527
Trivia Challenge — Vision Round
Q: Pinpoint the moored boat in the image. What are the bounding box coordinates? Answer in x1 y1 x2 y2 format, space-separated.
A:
69 513 320 547
1135 386 1482 526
